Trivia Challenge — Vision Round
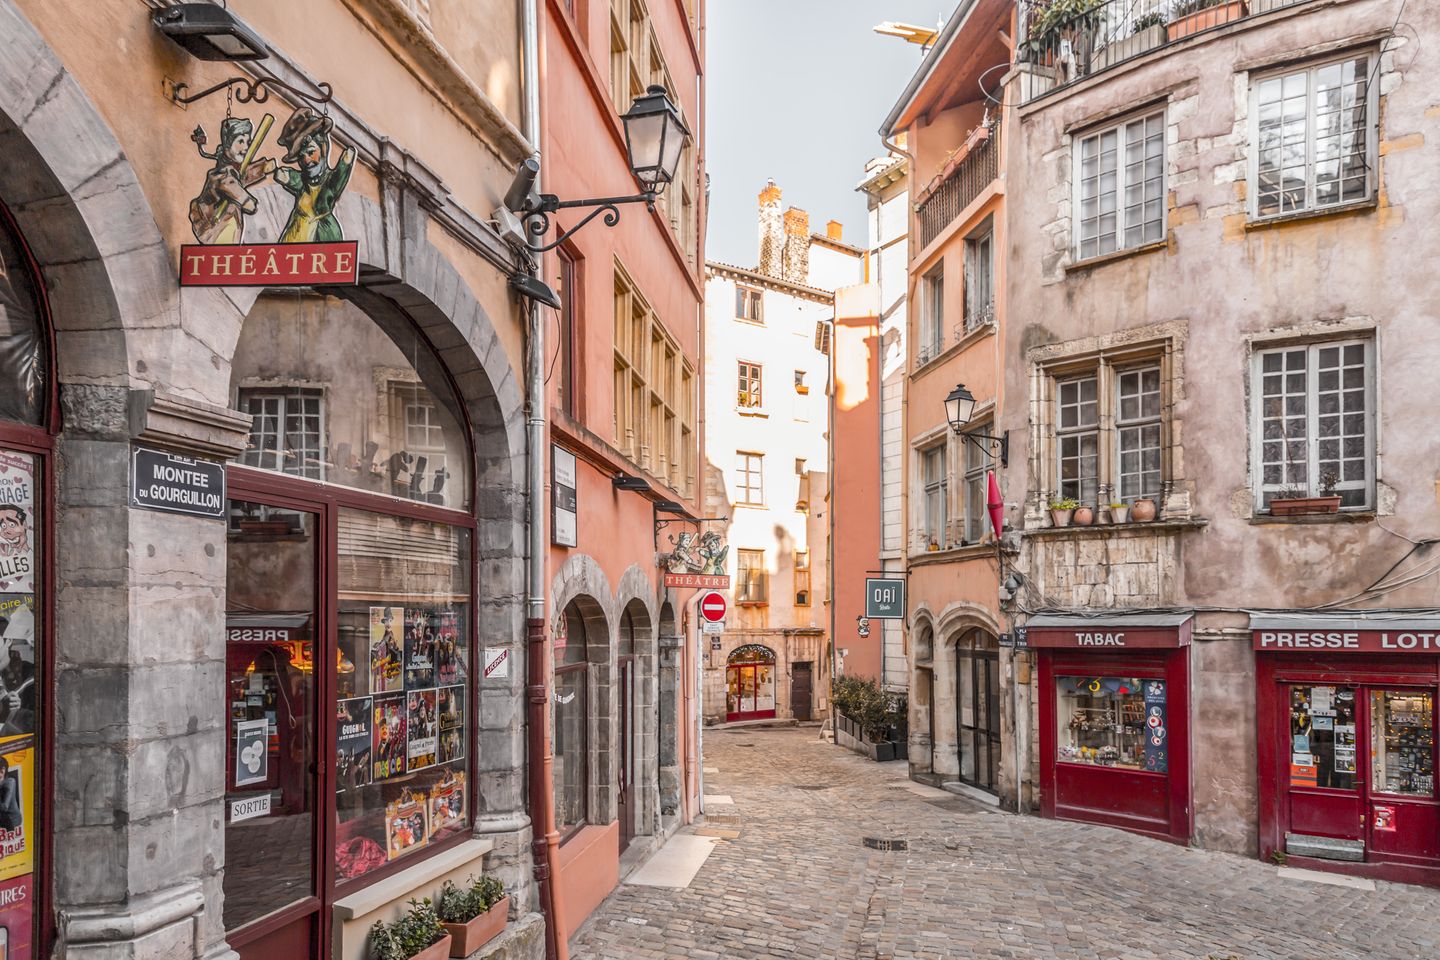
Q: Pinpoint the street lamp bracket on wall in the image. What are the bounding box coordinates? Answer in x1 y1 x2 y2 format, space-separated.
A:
944 382 1009 467
170 75 336 108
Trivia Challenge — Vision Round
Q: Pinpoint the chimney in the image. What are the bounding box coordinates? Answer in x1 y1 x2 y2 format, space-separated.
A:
782 206 810 284
757 180 784 277
826 220 843 241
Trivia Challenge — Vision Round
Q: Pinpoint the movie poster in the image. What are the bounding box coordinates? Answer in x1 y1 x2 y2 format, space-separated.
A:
371 693 407 781
336 697 372 792
429 769 466 831
0 454 33 595
407 688 437 770
368 607 403 694
434 610 465 686
385 787 429 860
0 873 33 959
0 597 35 739
403 609 435 689
437 685 465 763
0 737 33 883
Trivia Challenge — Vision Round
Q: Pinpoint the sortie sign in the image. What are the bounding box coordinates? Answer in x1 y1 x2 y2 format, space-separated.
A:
179 241 359 287
131 447 226 519
699 591 727 623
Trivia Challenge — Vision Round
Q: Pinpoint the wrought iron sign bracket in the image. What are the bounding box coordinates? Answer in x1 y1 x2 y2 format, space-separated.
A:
171 74 335 108
522 192 656 254
653 513 728 552
957 429 1009 468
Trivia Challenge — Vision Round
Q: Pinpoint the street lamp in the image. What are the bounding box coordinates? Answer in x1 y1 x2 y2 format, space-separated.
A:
152 4 269 61
623 85 692 194
944 383 1009 467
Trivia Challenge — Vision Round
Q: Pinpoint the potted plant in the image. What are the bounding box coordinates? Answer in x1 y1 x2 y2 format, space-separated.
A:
1098 11 1168 68
1269 472 1342 516
1073 503 1095 526
1131 497 1157 522
370 899 451 960
1109 501 1131 524
1048 497 1078 527
437 875 509 957
1023 0 1107 77
1167 0 1248 42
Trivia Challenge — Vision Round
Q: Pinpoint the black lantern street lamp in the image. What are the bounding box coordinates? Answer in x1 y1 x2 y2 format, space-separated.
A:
623 85 692 194
944 383 1009 467
152 4 269 61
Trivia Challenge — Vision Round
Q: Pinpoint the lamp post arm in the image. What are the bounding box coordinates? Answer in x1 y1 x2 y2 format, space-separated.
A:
522 191 658 253
956 429 1010 468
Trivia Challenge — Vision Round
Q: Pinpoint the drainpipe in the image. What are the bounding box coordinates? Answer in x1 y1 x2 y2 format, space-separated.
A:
519 1 569 958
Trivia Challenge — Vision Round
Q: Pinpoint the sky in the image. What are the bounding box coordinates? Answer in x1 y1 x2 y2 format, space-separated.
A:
704 1 953 267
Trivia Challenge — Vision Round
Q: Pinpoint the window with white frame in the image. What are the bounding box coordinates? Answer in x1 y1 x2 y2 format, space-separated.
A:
962 428 993 543
736 452 764 506
1049 357 1166 507
736 285 763 322
1253 339 1373 510
1251 54 1375 219
1075 110 1165 260
1056 376 1099 504
1116 367 1162 502
238 387 324 479
964 226 994 331
737 361 762 409
921 443 948 547
919 264 944 361
737 549 768 604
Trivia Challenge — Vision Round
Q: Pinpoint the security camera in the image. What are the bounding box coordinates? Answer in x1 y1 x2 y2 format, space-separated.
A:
504 157 541 214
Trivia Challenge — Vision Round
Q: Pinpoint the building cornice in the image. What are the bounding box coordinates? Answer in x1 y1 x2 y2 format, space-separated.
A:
705 261 835 305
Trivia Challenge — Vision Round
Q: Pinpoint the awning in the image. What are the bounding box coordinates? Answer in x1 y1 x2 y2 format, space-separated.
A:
1025 611 1193 649
1250 611 1440 654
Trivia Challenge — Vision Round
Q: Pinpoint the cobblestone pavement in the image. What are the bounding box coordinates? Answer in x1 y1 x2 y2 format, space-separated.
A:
570 726 1440 960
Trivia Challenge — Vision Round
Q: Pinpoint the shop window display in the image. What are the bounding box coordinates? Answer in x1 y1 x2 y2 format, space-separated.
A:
1289 685 1357 789
1056 676 1167 773
1370 690 1434 797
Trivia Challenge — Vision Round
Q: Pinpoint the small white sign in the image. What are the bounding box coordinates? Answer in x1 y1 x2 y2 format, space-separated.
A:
484 647 510 678
702 619 724 635
233 718 269 787
230 794 271 823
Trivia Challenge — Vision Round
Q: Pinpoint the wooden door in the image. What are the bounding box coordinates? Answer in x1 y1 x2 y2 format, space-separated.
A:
791 662 812 721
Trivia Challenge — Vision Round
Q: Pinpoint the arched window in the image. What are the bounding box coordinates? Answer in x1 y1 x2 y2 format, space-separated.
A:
554 602 592 836
222 287 477 950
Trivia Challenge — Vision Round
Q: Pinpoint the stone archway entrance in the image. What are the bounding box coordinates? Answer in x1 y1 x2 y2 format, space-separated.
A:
725 644 777 722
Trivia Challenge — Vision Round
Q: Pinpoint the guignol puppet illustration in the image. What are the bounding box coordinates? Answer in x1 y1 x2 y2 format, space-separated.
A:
188 114 277 244
273 106 355 243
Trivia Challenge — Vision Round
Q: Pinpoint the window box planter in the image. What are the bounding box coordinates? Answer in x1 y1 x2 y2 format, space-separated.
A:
1268 495 1342 517
1096 23 1166 69
394 934 452 960
1167 0 1248 42
443 897 508 958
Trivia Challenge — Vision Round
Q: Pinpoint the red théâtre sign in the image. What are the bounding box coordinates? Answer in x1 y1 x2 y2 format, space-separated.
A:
1253 629 1440 654
179 241 359 287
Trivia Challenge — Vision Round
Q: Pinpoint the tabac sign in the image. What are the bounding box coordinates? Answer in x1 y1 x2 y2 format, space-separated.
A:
179 95 358 287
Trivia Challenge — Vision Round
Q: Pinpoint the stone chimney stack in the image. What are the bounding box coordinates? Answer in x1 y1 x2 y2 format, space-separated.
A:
826 220 843 241
782 206 810 284
757 180 784 277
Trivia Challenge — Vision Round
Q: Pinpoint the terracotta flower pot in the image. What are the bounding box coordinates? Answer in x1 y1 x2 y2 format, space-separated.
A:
412 934 454 960
1131 498 1157 522
1269 495 1342 517
1167 0 1248 41
1073 506 1094 526
1110 505 1130 524
444 897 508 957
1049 508 1073 528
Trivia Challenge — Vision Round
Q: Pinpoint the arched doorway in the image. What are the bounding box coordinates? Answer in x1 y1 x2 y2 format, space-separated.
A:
912 621 935 776
616 602 649 851
956 629 1001 793
726 644 777 722
657 602 680 817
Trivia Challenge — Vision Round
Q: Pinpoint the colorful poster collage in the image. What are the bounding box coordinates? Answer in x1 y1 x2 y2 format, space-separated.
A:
0 452 37 954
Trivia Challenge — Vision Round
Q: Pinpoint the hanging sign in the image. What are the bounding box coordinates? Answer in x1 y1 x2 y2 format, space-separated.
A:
131 447 226 519
552 446 578 547
179 104 358 287
660 529 730 589
865 578 906 620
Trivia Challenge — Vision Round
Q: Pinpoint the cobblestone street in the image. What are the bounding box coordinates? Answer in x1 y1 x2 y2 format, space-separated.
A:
571 727 1440 960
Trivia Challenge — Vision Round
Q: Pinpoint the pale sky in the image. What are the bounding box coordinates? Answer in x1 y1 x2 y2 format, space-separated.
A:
704 1 953 267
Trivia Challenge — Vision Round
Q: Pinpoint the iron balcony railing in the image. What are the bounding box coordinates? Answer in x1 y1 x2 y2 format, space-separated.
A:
916 115 1001 250
1016 0 1312 101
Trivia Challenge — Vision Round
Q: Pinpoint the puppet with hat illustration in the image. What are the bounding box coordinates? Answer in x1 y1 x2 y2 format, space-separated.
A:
273 105 355 243
188 114 277 244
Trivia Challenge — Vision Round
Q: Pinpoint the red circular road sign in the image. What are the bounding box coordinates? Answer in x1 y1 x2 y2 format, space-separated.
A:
699 591 727 622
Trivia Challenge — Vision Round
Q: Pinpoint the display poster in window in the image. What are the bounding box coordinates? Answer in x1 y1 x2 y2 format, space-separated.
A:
0 598 35 739
406 688 438 770
434 611 465 686
0 874 33 959
336 697 372 793
437 685 465 763
368 606 404 694
429 769 466 831
371 693 407 781
1143 680 1168 773
403 609 435 688
232 718 269 789
1374 804 1397 832
384 787 429 861
0 737 32 883
0 455 33 595
1334 723 1358 774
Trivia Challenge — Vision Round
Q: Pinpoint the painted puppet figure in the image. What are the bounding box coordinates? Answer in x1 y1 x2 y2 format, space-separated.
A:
188 115 276 244
273 106 355 243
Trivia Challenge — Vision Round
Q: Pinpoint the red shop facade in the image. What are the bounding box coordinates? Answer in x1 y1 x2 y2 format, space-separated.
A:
1254 613 1440 885
1032 612 1193 844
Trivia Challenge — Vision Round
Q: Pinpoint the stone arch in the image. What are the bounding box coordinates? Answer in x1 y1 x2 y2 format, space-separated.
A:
616 594 658 844
909 613 936 777
656 601 682 818
932 604 1001 791
551 554 618 826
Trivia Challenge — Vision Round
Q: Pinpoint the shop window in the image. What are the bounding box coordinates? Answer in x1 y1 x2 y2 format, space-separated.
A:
1057 676 1168 773
554 605 590 836
1370 690 1433 796
1252 339 1374 510
231 291 471 509
1075 110 1165 259
1251 54 1376 220
736 549 767 605
1289 685 1357 789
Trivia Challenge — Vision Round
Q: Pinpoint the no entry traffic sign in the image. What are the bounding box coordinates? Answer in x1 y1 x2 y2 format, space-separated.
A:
699 591 727 622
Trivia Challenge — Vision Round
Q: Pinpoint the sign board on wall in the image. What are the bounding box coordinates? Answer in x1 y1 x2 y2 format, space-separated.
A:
702 619 724 636
864 578 906 620
131 447 226 519
664 572 731 589
552 446 577 547
179 241 359 286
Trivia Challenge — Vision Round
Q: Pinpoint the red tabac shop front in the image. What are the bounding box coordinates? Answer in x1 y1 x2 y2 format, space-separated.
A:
1253 613 1440 885
1031 612 1193 844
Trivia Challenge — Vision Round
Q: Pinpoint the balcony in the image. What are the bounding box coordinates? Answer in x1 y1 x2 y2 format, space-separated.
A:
915 115 1000 250
1016 0 1311 102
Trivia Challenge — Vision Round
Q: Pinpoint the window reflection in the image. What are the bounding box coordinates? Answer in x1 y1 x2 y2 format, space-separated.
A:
0 208 46 426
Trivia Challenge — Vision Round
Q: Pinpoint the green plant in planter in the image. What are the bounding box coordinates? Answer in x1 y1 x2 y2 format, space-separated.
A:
370 899 445 960
436 874 506 924
1132 11 1167 31
1048 498 1079 511
1024 0 1108 60
1171 0 1223 17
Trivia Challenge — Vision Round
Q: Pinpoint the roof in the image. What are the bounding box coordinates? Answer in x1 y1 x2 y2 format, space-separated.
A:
1250 611 1440 632
704 261 835 304
1027 611 1195 629
858 154 908 195
880 0 1010 138
809 234 865 256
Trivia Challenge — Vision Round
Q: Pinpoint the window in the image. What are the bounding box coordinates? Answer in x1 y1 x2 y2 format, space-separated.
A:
962 427 992 543
736 452 764 506
1289 685 1357 789
557 249 578 418
1056 376 1099 504
1057 676 1167 772
1253 339 1373 510
964 226 994 331
1252 55 1375 219
794 549 811 606
1075 111 1165 259
737 361 762 409
921 443 947 548
554 605 590 835
238 388 324 480
737 549 768 604
919 264 944 361
796 458 810 511
794 370 808 394
736 285 763 322
608 0 649 112
1049 359 1164 506
1116 368 1161 502
614 266 689 491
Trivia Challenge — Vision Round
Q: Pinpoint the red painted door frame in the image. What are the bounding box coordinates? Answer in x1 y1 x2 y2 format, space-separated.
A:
725 663 776 722
1038 647 1193 844
1256 652 1440 885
